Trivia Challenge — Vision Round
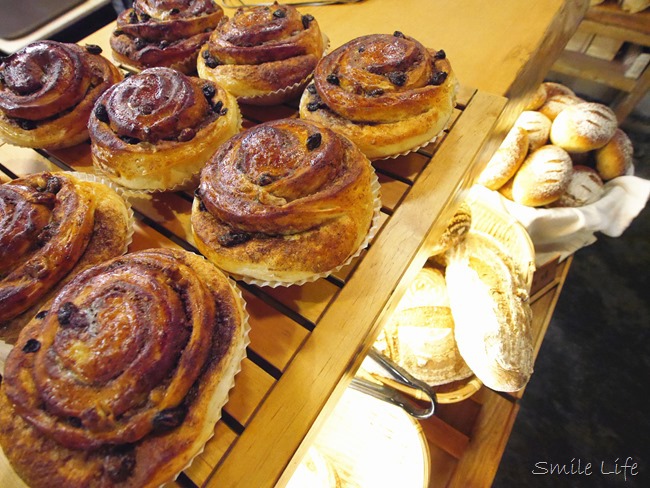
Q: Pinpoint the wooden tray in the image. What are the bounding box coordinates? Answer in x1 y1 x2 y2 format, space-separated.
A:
0 81 507 487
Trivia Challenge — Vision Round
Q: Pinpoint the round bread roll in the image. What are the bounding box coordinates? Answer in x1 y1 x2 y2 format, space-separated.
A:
0 41 123 149
550 101 618 153
197 3 326 105
299 32 457 160
595 128 634 180
548 165 604 207
110 0 225 74
445 231 534 392
374 267 473 386
514 110 552 152
542 81 576 98
0 172 132 343
477 126 529 190
0 248 248 488
538 93 584 121
511 144 573 207
191 118 378 284
523 83 547 111
89 67 241 191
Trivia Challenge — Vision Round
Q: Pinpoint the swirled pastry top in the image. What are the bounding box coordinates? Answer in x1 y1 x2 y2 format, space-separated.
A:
0 41 122 125
198 118 370 236
310 32 454 124
0 173 96 323
2 248 241 451
91 66 224 144
205 4 323 65
111 0 224 72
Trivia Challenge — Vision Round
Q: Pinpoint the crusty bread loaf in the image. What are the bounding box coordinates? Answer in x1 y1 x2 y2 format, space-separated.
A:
511 144 573 207
550 102 618 153
548 165 604 207
514 110 551 152
477 126 529 190
595 128 634 181
445 231 533 392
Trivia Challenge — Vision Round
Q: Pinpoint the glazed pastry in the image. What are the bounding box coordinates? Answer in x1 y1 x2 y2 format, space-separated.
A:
0 41 123 149
0 172 132 343
299 32 457 160
111 0 224 74
197 2 326 105
89 66 241 191
192 118 378 284
0 248 248 488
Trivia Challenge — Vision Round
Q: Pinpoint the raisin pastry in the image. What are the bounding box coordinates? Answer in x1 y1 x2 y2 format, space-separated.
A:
111 0 225 74
0 248 248 488
89 66 241 191
197 2 326 105
0 172 132 343
0 41 122 150
192 118 379 285
299 32 457 160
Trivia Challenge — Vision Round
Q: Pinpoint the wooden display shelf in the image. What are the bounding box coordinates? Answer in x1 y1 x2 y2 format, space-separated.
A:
0 82 507 487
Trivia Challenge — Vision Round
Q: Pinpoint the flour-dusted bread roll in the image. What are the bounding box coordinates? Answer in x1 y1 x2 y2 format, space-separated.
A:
550 101 618 153
542 81 576 98
514 110 551 152
89 67 241 191
595 128 634 181
445 231 534 392
548 165 605 207
299 32 457 160
197 3 326 105
0 172 133 343
538 93 584 121
511 144 573 207
477 126 529 190
523 83 547 111
0 41 122 149
374 267 473 386
191 118 379 285
111 0 225 74
0 248 248 488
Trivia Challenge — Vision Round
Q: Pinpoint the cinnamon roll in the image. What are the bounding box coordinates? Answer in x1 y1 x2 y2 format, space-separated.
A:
89 66 241 191
0 172 133 343
0 41 123 150
0 248 248 488
111 0 225 74
191 118 379 285
197 2 326 105
299 32 458 160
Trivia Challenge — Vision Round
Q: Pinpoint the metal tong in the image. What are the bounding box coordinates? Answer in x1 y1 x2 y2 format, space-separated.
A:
350 347 437 419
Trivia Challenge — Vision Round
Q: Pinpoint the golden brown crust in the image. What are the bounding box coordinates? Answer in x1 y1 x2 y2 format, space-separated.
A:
191 118 377 283
89 67 241 191
595 128 634 180
1 176 132 343
299 33 457 160
0 248 247 488
511 145 573 207
477 126 529 190
197 3 325 103
513 110 551 152
0 41 123 149
550 102 618 153
110 0 224 74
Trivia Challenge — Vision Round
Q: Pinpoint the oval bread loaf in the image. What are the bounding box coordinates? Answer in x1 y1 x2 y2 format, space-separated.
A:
514 110 551 152
477 126 529 190
595 128 634 181
550 102 618 153
548 165 604 207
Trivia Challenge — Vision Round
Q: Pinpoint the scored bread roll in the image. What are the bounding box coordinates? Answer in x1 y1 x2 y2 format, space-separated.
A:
511 144 573 207
548 165 604 207
550 101 618 153
374 267 473 386
538 93 584 121
514 110 552 152
542 81 576 98
445 231 534 392
477 126 529 190
595 128 634 181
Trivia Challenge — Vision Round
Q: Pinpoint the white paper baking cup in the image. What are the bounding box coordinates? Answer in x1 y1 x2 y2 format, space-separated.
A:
236 170 382 288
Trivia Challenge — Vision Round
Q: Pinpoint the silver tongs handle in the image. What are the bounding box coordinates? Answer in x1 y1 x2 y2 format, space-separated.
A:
350 347 437 419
